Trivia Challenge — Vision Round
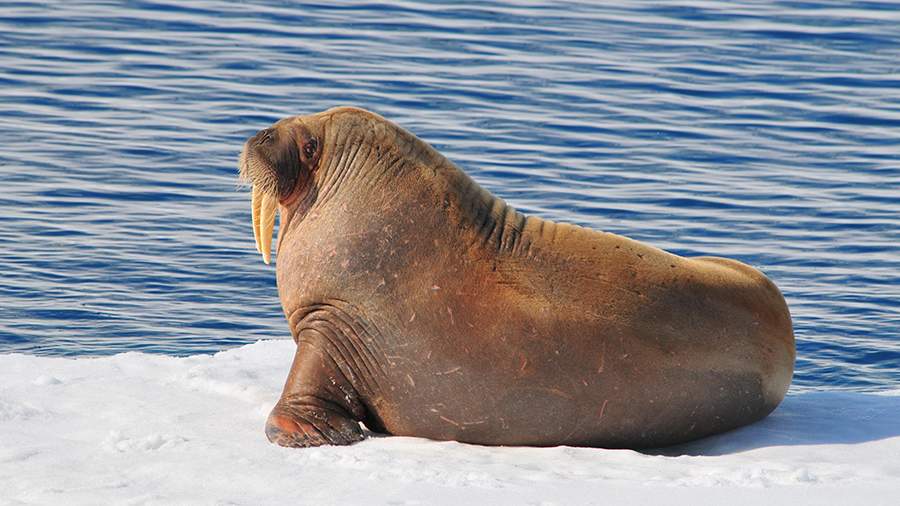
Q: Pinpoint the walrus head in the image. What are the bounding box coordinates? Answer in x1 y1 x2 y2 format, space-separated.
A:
239 107 448 265
239 116 324 264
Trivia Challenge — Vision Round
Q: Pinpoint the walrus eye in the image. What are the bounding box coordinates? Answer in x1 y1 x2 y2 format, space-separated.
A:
303 139 317 159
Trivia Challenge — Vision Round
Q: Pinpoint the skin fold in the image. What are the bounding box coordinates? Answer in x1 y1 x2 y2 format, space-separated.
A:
239 107 795 449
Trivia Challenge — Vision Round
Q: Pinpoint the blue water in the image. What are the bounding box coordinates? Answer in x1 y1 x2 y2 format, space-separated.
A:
0 1 897 393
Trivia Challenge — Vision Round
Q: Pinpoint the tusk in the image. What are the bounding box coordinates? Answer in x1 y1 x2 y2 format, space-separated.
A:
259 192 278 265
251 187 262 253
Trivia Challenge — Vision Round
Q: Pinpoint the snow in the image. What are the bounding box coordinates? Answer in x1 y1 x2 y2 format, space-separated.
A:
1 340 898 505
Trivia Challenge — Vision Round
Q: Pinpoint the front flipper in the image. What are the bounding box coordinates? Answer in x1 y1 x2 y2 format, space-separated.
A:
266 396 364 447
266 338 367 448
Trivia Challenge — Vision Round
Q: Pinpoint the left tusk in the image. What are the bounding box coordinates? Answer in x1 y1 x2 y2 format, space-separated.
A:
259 192 278 265
251 187 262 253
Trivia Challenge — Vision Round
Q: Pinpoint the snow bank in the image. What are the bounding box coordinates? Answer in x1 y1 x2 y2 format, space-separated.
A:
1 340 898 505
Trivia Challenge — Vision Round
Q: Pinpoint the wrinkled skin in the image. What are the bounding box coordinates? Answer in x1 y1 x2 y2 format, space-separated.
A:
238 107 795 449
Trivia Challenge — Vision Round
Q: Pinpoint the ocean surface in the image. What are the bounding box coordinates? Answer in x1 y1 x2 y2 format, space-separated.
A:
0 1 897 393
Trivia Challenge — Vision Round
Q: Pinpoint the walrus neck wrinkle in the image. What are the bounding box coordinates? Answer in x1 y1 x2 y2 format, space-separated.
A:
310 114 537 259
343 114 537 258
313 122 402 212
444 167 533 258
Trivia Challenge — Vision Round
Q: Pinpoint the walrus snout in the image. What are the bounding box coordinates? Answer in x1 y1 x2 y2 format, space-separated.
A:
239 127 300 199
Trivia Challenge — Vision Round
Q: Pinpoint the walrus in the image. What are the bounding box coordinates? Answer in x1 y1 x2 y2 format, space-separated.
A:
238 106 795 449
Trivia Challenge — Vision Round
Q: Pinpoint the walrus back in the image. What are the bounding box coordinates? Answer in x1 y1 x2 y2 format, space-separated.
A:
468 220 796 446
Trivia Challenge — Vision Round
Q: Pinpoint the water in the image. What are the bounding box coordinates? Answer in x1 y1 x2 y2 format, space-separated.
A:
0 1 898 393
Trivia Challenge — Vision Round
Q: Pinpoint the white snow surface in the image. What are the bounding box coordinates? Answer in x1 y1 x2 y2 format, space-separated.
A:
1 340 898 505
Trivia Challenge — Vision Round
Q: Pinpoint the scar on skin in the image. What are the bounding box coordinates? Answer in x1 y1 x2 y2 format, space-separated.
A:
537 387 574 400
597 343 605 373
598 399 609 420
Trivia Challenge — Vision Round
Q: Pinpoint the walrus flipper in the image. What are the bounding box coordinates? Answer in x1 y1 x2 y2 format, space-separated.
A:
265 341 367 448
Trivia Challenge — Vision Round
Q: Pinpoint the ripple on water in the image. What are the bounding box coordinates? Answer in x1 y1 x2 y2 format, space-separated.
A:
0 1 898 392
